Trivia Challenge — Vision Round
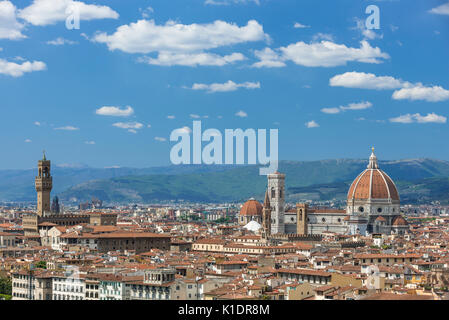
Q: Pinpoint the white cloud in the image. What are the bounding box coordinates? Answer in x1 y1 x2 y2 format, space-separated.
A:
93 19 267 54
24 139 32 143
253 40 389 68
54 126 79 131
352 18 383 40
155 136 167 142
392 85 449 102
46 37 77 45
85 140 95 145
235 110 247 117
190 114 201 119
34 121 41 126
0 1 26 40
280 40 389 67
322 101 372 115
96 105 134 117
429 2 449 16
139 6 154 18
173 126 192 134
321 107 341 114
389 113 447 124
18 0 119 26
329 71 404 90
293 22 310 29
167 115 175 119
330 71 449 102
112 122 143 133
252 48 286 68
305 120 319 128
0 58 46 77
137 52 245 67
340 101 372 111
190 80 260 93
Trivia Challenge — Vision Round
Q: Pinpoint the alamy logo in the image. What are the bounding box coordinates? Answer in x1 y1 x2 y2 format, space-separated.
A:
365 5 380 30
170 121 278 175
66 4 80 30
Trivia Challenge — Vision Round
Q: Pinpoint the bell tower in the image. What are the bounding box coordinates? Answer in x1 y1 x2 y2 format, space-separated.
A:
262 190 271 239
296 203 308 235
35 151 52 216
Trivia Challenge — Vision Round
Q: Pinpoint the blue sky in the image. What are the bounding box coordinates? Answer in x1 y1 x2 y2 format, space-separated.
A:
0 0 448 169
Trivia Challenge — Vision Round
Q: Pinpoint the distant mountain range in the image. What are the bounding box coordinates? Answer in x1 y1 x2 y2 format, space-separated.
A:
2 158 449 204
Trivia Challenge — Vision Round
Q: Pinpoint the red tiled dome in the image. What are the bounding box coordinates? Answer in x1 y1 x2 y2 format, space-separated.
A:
375 216 386 222
240 199 263 216
347 149 400 202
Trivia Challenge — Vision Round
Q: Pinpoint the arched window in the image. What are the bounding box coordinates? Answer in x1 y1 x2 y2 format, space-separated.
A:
271 188 275 198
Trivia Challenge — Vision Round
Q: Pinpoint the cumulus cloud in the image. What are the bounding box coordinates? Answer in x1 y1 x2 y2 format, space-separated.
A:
0 1 26 40
54 126 79 131
137 52 245 67
112 121 143 133
96 105 134 117
190 80 260 93
18 0 119 26
0 59 46 77
24 139 32 143
252 48 286 68
167 115 175 119
46 37 77 45
154 136 167 141
85 141 95 145
235 110 248 117
93 19 267 54
34 121 41 126
429 2 449 16
392 85 449 102
280 40 389 67
330 71 449 102
252 40 389 68
305 120 319 128
321 101 372 114
329 71 403 90
389 113 447 124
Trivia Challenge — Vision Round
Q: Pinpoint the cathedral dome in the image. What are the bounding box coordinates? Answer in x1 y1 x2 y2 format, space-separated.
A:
240 198 263 216
347 148 400 202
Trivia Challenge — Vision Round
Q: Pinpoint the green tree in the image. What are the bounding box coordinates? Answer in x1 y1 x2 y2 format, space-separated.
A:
35 261 47 269
0 274 12 296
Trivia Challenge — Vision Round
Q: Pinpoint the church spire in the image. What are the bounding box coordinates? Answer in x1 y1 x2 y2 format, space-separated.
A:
367 147 379 169
263 189 270 207
42 150 46 161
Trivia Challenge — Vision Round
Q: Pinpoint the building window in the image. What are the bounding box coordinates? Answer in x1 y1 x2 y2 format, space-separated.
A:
358 207 364 213
377 207 382 213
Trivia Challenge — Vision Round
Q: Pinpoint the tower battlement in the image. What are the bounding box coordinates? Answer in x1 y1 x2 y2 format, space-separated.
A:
35 152 52 216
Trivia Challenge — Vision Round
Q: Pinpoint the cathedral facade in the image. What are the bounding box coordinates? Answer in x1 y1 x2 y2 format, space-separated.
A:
238 148 409 236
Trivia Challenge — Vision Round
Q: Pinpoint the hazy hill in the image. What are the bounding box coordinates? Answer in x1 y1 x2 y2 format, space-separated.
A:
2 158 449 204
